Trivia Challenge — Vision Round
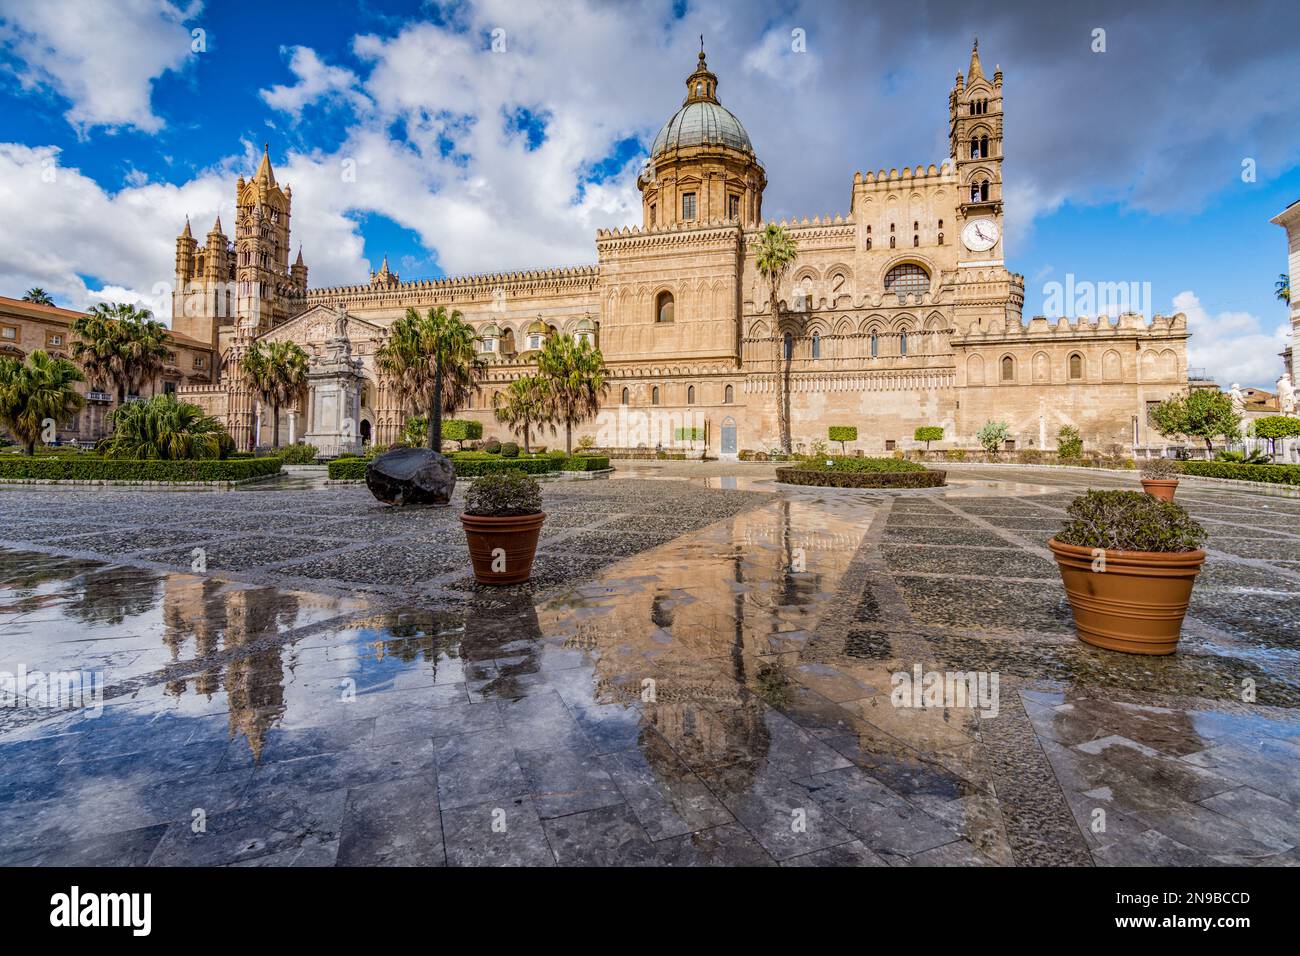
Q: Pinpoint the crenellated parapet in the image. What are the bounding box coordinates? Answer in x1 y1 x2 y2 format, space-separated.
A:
950 311 1188 345
306 264 600 304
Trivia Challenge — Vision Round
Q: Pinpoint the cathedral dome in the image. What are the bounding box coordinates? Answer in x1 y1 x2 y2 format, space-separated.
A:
650 48 755 159
651 100 754 157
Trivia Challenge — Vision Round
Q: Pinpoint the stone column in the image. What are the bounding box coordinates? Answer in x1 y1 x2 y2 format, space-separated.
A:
303 319 365 458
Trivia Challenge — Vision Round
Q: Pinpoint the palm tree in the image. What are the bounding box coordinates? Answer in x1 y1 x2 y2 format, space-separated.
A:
21 288 54 306
754 223 798 454
376 306 485 451
536 334 606 454
100 394 230 460
0 349 85 455
1277 273 1291 304
494 375 550 453
71 302 171 404
240 339 309 448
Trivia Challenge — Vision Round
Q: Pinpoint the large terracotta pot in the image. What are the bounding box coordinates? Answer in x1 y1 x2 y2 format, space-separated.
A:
1048 538 1206 655
460 512 546 585
1140 478 1179 502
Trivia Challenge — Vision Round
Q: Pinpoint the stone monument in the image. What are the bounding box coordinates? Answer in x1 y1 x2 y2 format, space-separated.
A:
304 308 365 458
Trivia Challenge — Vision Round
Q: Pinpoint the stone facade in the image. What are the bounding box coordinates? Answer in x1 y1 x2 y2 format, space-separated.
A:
1271 200 1300 416
0 295 216 445
176 42 1190 457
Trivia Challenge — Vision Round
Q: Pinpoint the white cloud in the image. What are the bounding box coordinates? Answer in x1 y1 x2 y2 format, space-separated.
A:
1174 290 1290 389
0 0 200 134
260 46 369 117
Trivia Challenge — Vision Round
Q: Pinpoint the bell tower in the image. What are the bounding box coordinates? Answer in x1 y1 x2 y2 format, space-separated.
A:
950 39 1005 269
234 145 300 335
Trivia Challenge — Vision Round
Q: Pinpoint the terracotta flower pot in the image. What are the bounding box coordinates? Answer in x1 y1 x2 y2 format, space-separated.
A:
460 512 546 585
1140 478 1179 501
1048 538 1205 655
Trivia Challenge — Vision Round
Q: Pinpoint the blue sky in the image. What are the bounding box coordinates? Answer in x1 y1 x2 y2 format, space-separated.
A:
0 0 1297 387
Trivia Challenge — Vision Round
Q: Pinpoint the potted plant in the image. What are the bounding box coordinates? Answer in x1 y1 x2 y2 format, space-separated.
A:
460 469 546 585
1139 456 1181 500
1049 490 1207 655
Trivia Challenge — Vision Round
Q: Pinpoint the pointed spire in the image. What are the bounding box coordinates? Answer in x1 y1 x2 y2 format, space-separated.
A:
181 216 192 239
294 246 304 266
254 143 276 186
210 214 223 235
379 253 389 274
684 37 719 104
968 37 984 81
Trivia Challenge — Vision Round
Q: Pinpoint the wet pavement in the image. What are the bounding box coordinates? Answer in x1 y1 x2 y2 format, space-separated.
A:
0 464 1296 866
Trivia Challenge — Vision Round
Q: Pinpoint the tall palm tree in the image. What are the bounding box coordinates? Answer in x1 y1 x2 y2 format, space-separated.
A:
240 339 309 448
100 394 230 460
754 224 797 454
0 349 85 455
21 288 54 306
376 306 485 451
536 334 606 455
493 374 550 453
71 302 171 404
1277 273 1291 304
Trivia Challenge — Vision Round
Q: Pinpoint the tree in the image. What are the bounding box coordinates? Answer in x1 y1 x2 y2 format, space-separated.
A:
494 375 550 453
754 223 798 454
1151 390 1242 455
1277 273 1290 304
976 420 1011 456
21 288 54 306
71 302 171 404
376 306 485 451
100 394 230 460
240 339 309 449
536 334 606 454
914 425 943 452
828 425 857 455
0 350 85 455
1252 415 1300 457
1057 424 1083 459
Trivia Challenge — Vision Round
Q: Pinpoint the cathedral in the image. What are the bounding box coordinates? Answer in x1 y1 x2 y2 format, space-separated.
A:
173 41 1190 458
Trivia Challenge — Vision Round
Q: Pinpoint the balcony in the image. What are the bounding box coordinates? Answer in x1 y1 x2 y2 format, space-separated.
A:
85 391 112 403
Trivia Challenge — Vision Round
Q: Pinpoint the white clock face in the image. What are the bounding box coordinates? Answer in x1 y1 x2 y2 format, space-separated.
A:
961 218 1000 252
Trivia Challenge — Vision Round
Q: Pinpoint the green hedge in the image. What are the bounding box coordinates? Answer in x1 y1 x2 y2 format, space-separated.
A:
328 457 368 480
1180 461 1300 485
797 456 925 474
453 456 559 476
776 466 946 488
562 455 610 471
443 419 483 442
0 456 282 482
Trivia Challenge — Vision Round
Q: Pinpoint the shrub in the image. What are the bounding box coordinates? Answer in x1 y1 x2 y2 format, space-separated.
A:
1214 448 1270 464
797 456 924 473
976 421 1011 455
577 434 596 451
1019 448 1042 464
500 441 520 459
562 455 610 471
1140 457 1182 480
452 456 558 476
442 419 483 444
1057 425 1083 460
277 442 319 465
1055 490 1206 552
100 395 231 460
914 425 943 450
399 416 428 446
1180 461 1300 485
328 457 368 480
485 438 502 455
0 456 281 482
828 425 857 454
464 469 542 517
776 466 945 489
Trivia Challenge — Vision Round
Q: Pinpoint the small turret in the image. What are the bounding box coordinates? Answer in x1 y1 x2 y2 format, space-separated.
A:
291 246 308 291
175 216 196 284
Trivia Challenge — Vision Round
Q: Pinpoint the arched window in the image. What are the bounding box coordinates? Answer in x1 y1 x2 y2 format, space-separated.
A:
574 318 596 347
899 333 908 356
937 233 944 245
687 385 695 404
866 238 872 250
656 290 675 323
724 384 734 404
870 333 879 357
651 386 660 405
1001 355 1015 381
621 386 630 405
1068 353 1083 380
889 236 896 248
913 235 919 247
811 333 821 360
783 332 793 360
970 137 980 158
884 263 930 296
